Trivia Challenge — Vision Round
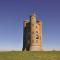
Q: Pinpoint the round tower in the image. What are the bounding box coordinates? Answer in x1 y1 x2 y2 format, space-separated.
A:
30 14 37 51
36 20 42 51
23 20 28 51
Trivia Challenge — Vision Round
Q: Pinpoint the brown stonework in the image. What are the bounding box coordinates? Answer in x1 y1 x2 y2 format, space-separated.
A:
22 13 42 51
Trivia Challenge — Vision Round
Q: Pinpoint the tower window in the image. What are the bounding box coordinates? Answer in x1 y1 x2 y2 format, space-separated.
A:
36 31 38 33
36 35 39 39
36 40 38 43
36 31 39 39
36 26 38 28
36 37 39 39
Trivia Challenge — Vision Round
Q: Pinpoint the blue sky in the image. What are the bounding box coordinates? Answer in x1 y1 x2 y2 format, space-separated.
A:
0 0 60 51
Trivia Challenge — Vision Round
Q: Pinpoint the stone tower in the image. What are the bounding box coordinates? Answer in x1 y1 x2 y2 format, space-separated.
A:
22 13 42 51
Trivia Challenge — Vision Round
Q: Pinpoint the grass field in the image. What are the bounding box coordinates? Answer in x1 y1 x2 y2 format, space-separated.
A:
0 51 60 60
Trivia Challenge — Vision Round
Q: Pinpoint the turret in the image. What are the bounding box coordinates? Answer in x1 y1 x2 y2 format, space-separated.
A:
36 20 42 50
23 20 28 51
30 14 36 51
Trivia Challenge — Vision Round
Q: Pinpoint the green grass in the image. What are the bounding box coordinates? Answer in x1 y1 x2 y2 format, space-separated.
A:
0 51 60 60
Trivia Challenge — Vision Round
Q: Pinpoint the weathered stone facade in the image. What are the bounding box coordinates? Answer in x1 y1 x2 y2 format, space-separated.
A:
22 13 42 51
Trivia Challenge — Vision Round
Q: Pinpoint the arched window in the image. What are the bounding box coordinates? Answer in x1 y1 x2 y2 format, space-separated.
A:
36 31 38 33
36 26 38 28
36 35 39 39
36 40 38 43
32 32 34 34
